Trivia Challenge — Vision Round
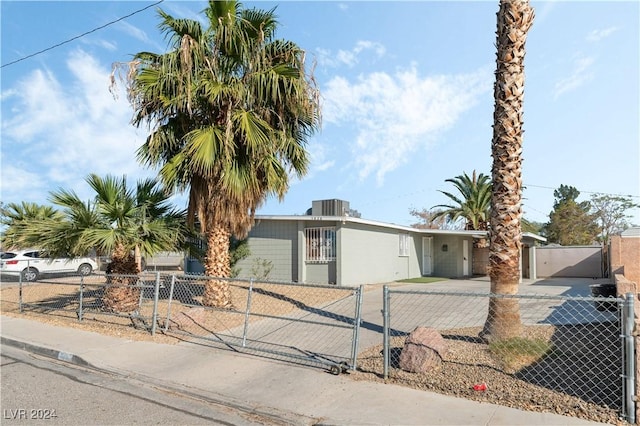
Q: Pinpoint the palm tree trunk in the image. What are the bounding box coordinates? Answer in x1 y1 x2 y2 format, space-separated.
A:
482 0 534 342
134 245 143 272
103 244 140 313
202 224 234 309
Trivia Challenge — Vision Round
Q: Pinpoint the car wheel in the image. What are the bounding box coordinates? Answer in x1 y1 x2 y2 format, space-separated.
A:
21 267 39 282
78 263 93 276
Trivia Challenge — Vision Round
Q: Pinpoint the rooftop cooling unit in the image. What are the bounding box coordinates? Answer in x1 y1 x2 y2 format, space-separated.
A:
311 199 350 216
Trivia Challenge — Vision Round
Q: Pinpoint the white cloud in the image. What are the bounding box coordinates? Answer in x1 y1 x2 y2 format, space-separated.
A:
80 38 117 52
162 3 207 25
586 27 618 42
114 21 165 53
322 65 492 184
1 49 151 204
316 40 386 68
116 20 151 44
553 55 595 99
0 161 49 203
308 144 335 176
353 41 386 57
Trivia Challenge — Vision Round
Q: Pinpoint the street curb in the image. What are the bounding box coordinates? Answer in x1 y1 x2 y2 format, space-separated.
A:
1 336 320 425
1 336 91 367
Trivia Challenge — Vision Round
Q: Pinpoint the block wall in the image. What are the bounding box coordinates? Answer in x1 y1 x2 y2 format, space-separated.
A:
610 235 640 287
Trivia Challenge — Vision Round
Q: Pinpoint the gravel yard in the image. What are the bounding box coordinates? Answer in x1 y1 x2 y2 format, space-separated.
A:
354 324 626 425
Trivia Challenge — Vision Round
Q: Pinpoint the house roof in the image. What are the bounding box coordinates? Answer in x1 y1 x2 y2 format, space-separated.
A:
621 227 640 238
253 214 546 242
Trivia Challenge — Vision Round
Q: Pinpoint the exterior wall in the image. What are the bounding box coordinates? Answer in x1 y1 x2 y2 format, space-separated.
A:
470 244 537 279
338 222 420 286
234 220 299 282
305 262 336 284
535 246 603 278
431 235 473 278
473 247 489 276
610 233 640 286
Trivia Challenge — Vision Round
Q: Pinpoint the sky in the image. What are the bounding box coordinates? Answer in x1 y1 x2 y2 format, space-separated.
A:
1 1 639 229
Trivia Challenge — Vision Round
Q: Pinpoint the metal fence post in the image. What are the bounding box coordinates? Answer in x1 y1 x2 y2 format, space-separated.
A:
348 285 364 371
18 272 23 313
78 275 84 321
383 285 390 380
242 279 254 347
623 292 636 424
151 272 161 336
163 274 176 333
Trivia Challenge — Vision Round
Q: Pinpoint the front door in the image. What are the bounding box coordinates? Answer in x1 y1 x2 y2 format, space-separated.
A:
422 237 433 275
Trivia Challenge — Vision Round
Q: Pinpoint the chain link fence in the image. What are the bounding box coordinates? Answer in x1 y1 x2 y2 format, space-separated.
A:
9 272 363 373
5 272 636 421
373 287 634 423
15 272 163 333
160 275 363 373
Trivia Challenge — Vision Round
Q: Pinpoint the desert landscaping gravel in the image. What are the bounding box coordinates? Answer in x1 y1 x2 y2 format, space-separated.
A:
354 327 627 425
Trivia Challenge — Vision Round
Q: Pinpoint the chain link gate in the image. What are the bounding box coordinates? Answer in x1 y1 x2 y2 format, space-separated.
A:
161 275 364 374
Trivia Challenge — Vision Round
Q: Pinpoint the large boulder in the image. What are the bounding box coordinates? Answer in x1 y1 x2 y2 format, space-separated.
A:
398 326 447 373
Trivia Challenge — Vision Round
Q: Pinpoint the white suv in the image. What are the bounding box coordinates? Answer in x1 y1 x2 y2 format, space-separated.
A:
0 249 98 282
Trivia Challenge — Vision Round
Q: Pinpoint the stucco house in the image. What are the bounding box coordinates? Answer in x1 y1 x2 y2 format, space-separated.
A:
195 199 544 286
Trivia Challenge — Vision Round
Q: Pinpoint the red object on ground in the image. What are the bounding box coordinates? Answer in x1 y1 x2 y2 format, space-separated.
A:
473 383 487 391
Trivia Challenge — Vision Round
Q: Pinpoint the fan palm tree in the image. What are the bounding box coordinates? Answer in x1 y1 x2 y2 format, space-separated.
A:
482 0 535 342
117 0 320 308
10 174 186 312
432 171 491 231
1 202 58 249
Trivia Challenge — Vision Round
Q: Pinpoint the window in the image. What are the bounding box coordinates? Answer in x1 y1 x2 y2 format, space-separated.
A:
305 227 336 262
399 234 410 257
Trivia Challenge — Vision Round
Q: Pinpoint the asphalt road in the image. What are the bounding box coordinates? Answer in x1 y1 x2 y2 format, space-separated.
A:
0 344 281 426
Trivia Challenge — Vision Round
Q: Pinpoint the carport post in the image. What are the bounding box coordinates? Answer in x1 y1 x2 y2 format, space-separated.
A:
530 246 537 280
383 285 390 380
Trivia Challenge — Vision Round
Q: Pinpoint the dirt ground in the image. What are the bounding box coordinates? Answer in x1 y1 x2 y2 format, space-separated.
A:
0 275 353 344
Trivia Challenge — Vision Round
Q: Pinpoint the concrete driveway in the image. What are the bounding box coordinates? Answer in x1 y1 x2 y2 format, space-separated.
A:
355 276 618 351
389 275 612 296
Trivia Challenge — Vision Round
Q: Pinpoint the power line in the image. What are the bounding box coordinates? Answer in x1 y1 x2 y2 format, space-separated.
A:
1 0 164 69
524 184 640 199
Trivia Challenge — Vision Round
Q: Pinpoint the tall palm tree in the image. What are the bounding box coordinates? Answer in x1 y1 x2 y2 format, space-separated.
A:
482 0 535 342
432 171 491 231
11 174 186 312
118 0 320 308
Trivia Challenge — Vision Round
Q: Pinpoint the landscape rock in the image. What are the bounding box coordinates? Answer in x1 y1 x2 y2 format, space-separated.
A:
399 326 447 373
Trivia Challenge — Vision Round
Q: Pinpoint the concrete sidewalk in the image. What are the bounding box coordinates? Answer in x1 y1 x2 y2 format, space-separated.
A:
1 315 607 426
